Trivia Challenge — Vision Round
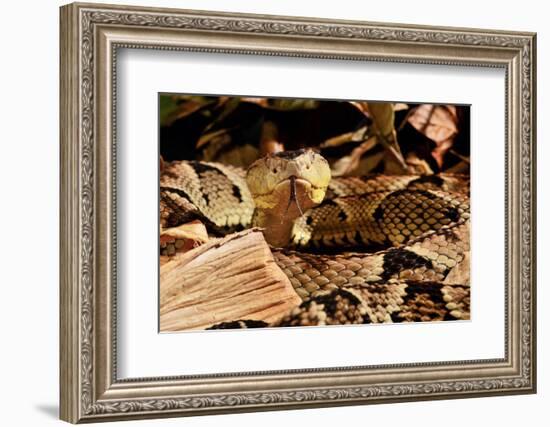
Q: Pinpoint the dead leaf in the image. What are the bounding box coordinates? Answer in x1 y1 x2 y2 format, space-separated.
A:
199 128 259 167
405 153 434 175
214 145 259 168
266 98 319 110
331 136 378 176
240 97 269 107
160 96 216 127
349 101 394 137
408 105 459 167
321 126 369 149
260 121 284 155
203 97 242 132
353 152 385 176
363 102 408 173
160 220 209 256
366 102 395 138
197 128 243 164
445 160 470 174
443 252 470 285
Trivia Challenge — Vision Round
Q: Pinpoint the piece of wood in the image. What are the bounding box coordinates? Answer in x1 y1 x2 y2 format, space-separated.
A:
160 228 301 332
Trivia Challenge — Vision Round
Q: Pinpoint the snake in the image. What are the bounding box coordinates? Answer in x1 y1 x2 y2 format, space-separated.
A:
160 149 470 328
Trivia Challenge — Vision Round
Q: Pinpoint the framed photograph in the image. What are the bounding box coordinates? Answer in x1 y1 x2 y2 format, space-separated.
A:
60 2 536 423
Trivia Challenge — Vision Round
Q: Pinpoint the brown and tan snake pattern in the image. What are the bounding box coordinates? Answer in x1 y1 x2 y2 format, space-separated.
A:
160 150 470 328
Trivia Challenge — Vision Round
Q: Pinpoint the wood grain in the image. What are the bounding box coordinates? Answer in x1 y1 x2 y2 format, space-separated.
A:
160 229 301 331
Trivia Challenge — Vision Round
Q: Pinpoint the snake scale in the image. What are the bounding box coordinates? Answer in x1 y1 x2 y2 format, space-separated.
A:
160 149 470 328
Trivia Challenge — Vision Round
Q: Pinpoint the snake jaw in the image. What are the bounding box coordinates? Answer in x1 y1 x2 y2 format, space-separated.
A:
253 177 324 212
246 149 331 204
246 149 331 246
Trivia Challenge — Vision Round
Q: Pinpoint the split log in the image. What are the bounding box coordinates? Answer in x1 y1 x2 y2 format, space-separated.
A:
160 228 301 332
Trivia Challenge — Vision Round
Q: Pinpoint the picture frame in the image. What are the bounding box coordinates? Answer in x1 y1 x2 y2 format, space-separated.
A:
59 2 536 423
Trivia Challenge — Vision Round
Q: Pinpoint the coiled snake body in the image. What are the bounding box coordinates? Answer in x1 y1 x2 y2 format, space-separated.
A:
160 149 470 327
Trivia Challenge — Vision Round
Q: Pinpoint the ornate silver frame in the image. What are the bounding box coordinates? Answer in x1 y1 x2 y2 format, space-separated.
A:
60 2 536 423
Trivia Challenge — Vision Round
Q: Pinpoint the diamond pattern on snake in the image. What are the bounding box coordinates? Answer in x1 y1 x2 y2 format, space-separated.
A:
160 148 470 329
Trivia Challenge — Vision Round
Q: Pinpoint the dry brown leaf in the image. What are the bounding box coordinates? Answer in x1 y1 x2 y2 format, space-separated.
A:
445 160 470 174
348 101 368 115
214 145 259 168
266 98 319 110
196 129 238 162
408 105 459 167
353 152 385 176
196 128 232 150
367 102 395 138
321 131 354 148
349 101 395 137
443 252 470 285
161 96 215 127
349 102 408 173
393 103 409 111
321 126 369 149
260 121 284 155
240 97 269 107
405 153 434 175
198 128 254 165
203 97 242 132
160 220 209 256
331 136 378 176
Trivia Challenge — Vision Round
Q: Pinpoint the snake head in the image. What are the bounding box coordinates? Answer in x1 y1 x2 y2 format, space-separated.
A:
246 149 331 217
